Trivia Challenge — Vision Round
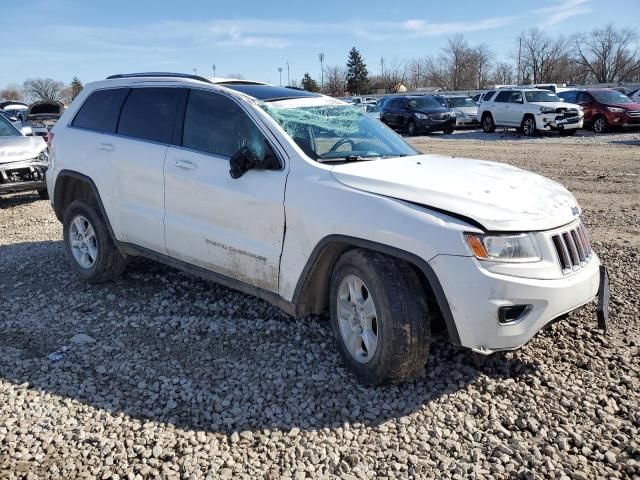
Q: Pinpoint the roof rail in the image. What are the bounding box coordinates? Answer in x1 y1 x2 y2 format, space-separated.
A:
106 72 213 84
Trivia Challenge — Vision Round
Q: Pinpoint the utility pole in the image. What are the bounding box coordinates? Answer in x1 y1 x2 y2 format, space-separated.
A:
318 53 325 92
278 67 283 87
286 61 290 86
517 36 522 85
380 57 384 78
212 64 216 77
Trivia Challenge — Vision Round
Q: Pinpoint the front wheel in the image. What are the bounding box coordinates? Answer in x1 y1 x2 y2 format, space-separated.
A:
593 116 608 134
522 116 537 136
406 120 417 136
329 249 431 385
442 126 455 134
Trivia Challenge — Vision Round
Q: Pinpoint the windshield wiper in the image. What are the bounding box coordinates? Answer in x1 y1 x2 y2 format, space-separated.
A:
318 155 370 163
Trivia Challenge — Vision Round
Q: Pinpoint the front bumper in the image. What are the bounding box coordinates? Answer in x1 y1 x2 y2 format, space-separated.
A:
0 160 48 195
455 116 478 126
429 253 601 352
535 114 583 131
415 117 456 132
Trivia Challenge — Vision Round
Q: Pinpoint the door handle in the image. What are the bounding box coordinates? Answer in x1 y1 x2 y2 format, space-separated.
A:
97 142 115 152
174 159 197 170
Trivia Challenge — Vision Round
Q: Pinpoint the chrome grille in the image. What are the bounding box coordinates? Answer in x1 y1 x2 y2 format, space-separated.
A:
551 223 593 274
627 110 640 118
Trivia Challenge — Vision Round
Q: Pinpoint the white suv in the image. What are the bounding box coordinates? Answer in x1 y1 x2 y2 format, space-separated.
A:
478 88 583 136
46 73 608 385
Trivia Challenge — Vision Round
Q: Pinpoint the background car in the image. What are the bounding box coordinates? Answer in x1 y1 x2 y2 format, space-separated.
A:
438 95 479 127
0 114 48 198
380 95 455 135
557 88 640 133
628 88 640 103
27 100 65 137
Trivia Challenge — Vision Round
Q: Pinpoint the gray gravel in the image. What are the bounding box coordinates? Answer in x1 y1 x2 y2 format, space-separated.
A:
1 133 639 479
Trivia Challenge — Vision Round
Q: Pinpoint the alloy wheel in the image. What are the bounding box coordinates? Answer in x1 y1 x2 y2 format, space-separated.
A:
69 215 98 269
336 274 378 363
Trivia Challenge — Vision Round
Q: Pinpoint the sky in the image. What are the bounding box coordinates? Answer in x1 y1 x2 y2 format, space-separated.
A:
1 0 638 88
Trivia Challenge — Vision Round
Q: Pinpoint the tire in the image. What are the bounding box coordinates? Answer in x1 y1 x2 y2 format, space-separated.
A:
37 188 49 200
63 200 127 283
592 116 608 134
522 115 537 136
559 129 577 136
329 249 431 385
406 120 417 136
442 126 454 134
482 113 495 133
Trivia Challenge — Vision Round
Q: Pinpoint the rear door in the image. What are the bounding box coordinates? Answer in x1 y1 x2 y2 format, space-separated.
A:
112 87 184 254
492 90 512 124
505 91 524 125
163 88 287 292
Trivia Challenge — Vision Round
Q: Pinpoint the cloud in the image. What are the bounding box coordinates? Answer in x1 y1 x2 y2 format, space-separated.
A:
531 0 592 27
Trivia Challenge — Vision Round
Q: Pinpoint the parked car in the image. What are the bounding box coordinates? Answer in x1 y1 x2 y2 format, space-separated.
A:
47 72 608 385
27 100 65 137
0 114 48 198
478 88 583 136
557 88 640 133
1 101 29 122
628 88 640 103
380 95 455 135
438 95 479 127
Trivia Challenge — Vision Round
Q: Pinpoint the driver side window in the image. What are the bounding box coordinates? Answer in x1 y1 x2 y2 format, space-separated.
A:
182 89 267 160
509 92 523 103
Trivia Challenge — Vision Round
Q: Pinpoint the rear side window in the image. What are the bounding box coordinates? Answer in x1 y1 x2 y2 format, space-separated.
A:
494 91 511 102
182 89 266 158
483 91 496 101
72 88 128 133
558 91 577 103
117 88 181 143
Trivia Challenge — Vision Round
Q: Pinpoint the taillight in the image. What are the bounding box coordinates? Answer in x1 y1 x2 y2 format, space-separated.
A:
47 131 54 148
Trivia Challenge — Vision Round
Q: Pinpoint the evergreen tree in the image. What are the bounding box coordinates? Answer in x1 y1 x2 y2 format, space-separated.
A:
70 77 83 100
346 47 369 95
301 73 320 92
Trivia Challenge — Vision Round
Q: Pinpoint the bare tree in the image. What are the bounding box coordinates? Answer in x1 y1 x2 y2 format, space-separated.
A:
23 78 66 102
492 62 515 85
469 44 493 88
518 29 569 83
323 65 347 96
571 24 640 83
423 35 486 90
0 84 24 101
378 58 407 93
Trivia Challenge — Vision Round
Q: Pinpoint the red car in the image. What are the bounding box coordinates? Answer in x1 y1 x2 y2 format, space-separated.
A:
557 88 640 133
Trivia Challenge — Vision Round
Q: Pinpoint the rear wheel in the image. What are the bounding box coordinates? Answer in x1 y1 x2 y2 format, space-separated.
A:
522 115 537 136
63 200 127 283
593 116 608 134
329 249 431 385
482 113 495 133
442 126 454 134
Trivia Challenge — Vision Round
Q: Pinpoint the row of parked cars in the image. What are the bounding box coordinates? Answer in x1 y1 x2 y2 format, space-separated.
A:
346 85 640 137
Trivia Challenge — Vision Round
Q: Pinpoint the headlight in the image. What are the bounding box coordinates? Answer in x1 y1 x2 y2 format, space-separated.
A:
540 107 556 114
37 150 49 163
607 107 626 113
464 233 541 263
414 113 428 120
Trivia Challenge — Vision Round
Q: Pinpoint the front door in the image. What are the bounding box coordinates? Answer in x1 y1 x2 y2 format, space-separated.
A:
163 89 287 292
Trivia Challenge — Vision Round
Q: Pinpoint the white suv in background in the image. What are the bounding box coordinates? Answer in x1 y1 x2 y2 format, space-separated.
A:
46 73 608 385
478 88 583 136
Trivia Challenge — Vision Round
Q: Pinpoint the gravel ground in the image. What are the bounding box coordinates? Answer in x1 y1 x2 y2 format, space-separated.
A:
1 131 639 479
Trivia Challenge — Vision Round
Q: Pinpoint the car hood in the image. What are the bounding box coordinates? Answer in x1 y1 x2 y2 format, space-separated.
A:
0 136 47 164
603 101 640 110
330 154 580 231
530 101 579 110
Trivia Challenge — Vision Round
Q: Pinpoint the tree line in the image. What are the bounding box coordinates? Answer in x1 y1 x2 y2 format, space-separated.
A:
1 77 83 104
301 23 640 96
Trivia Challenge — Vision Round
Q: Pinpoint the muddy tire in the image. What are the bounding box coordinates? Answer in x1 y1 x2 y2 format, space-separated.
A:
329 249 431 385
63 200 127 283
482 113 495 133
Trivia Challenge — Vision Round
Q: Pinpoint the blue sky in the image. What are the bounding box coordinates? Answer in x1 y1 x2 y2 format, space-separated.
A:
1 0 638 88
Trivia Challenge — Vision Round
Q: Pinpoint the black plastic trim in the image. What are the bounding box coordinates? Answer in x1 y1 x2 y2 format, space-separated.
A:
292 234 461 345
107 72 214 84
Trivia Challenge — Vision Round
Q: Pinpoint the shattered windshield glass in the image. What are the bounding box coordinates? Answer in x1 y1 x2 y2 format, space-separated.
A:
261 103 416 161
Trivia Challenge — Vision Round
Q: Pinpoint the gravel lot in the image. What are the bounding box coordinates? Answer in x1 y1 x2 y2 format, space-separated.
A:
1 130 638 479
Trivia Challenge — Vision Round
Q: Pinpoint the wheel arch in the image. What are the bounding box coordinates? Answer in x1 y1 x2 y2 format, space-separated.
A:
53 170 117 242
291 235 461 345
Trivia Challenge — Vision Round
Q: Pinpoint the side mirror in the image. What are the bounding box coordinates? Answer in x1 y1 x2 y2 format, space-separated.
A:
9 116 18 122
229 143 279 179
